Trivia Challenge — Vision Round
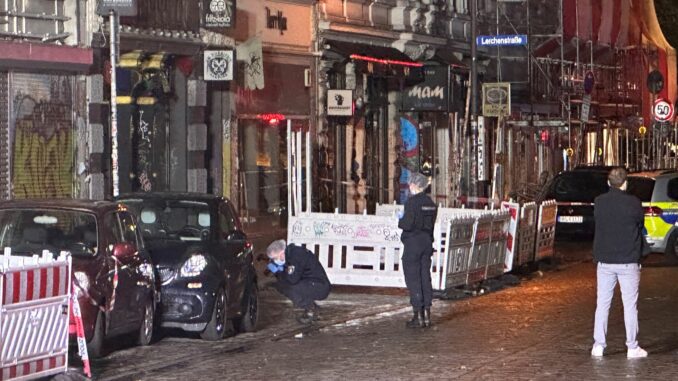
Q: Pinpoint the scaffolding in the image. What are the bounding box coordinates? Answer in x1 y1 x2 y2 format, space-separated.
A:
488 0 677 192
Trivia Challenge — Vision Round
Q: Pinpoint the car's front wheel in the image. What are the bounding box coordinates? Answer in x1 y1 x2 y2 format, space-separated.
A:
137 296 154 346
236 281 259 333
200 287 227 341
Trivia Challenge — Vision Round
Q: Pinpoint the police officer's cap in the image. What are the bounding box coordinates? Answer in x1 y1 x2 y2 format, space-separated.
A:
409 172 429 190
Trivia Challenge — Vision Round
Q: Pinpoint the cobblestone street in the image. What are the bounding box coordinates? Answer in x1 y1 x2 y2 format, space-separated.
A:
86 242 678 380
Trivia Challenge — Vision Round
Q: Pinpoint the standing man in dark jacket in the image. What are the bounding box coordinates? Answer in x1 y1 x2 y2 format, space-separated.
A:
266 239 331 324
591 167 647 358
399 172 438 328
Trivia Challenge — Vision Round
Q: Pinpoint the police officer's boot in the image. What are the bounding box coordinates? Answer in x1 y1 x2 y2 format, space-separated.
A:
406 307 423 328
422 308 432 328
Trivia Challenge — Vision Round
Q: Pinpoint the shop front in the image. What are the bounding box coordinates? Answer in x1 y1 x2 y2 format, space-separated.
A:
232 0 313 231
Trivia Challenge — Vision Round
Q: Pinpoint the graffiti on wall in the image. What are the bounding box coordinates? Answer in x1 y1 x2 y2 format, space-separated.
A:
399 116 420 204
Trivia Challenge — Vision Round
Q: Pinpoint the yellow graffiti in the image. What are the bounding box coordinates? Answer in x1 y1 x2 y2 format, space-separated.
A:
12 124 73 199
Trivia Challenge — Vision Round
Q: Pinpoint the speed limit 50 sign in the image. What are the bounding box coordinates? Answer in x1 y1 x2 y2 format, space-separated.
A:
653 98 675 122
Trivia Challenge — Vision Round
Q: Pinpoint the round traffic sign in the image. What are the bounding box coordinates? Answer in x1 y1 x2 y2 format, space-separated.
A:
653 98 674 122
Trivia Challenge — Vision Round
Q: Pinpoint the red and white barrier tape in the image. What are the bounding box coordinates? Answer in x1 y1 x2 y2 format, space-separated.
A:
70 281 91 378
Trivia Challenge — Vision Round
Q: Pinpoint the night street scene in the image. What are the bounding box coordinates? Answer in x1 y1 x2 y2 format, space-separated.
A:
3 0 678 380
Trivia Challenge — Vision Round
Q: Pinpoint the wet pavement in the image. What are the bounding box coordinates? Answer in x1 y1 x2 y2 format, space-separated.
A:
75 240 678 380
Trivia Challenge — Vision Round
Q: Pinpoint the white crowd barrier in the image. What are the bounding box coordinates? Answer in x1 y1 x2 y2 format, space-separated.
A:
289 199 556 292
535 200 558 261
1 249 71 381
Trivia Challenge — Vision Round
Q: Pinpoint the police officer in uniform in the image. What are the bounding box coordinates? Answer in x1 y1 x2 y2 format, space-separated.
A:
266 239 331 324
399 172 438 328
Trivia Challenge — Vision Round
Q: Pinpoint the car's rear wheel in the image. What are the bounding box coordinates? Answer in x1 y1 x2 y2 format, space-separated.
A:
87 310 106 358
236 281 259 333
200 287 227 341
137 297 154 346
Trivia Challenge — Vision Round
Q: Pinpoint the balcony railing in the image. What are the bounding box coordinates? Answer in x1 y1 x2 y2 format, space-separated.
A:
120 0 201 33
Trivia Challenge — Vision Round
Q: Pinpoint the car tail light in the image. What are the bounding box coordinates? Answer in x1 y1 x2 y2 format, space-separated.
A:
644 206 663 217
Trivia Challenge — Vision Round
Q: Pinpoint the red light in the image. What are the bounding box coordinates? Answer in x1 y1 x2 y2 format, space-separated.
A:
257 113 286 125
349 54 423 68
540 130 550 142
644 206 662 216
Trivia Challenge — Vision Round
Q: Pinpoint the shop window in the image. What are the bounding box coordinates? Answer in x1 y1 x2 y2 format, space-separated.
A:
237 118 291 230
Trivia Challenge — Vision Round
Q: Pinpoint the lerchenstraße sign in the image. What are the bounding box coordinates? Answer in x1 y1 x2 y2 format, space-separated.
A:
97 0 137 16
203 0 236 28
476 35 528 47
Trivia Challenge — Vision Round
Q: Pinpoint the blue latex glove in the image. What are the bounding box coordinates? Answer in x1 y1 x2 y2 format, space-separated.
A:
267 263 283 273
397 210 404 219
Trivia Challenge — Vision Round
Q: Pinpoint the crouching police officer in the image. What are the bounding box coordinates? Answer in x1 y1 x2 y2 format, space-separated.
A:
266 239 331 324
399 172 438 328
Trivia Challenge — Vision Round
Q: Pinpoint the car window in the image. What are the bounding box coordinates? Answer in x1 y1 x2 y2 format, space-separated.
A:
220 203 237 237
120 199 211 242
119 211 140 247
627 177 655 202
667 178 678 201
104 212 124 245
0 209 98 257
548 172 608 202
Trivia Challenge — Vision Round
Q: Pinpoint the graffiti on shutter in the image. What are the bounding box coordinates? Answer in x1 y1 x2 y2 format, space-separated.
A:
11 73 74 199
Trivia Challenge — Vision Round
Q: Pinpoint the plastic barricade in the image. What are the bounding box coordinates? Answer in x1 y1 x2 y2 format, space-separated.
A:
0 249 71 381
517 202 538 266
467 214 493 284
438 216 476 289
288 212 404 287
486 210 510 279
535 200 557 261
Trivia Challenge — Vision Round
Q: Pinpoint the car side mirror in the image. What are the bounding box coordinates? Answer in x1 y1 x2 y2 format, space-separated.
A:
226 230 246 242
112 242 136 259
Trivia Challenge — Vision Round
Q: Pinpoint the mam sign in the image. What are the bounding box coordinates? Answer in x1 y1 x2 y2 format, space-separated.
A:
653 98 674 122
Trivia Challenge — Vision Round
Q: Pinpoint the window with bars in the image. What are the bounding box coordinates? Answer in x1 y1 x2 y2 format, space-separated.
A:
0 0 71 42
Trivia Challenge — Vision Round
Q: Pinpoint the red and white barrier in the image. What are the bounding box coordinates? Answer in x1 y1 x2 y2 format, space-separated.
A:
1 249 71 381
536 200 558 261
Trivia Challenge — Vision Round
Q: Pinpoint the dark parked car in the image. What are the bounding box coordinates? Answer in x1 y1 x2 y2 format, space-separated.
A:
116 193 258 340
542 167 652 240
0 200 157 357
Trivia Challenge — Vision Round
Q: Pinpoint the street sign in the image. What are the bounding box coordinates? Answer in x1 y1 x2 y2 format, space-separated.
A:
580 94 591 122
96 0 137 16
482 82 511 117
476 35 528 47
653 98 674 122
647 70 664 95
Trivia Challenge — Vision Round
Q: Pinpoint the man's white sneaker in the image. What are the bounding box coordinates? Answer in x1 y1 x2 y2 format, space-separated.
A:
627 347 648 358
591 344 604 357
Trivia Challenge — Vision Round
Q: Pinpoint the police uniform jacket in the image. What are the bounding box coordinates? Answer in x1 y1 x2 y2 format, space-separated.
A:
398 192 438 240
276 244 331 285
593 187 644 264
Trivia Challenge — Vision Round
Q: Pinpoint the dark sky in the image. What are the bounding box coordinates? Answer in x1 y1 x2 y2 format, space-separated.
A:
656 0 678 47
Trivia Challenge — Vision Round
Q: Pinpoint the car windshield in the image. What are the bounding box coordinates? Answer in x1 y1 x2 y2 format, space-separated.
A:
120 199 211 242
547 171 609 203
0 209 97 257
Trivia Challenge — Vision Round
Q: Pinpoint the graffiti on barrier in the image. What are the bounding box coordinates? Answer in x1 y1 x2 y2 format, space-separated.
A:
290 218 400 243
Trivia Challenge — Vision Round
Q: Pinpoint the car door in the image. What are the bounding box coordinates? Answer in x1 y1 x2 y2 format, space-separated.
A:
218 201 248 312
102 211 138 334
118 211 150 324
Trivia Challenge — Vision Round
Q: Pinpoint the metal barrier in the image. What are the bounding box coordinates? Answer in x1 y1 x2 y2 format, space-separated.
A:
536 200 557 261
1 249 71 381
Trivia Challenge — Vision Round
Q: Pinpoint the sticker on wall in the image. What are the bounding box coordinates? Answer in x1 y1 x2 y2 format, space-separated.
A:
327 90 353 116
204 50 234 81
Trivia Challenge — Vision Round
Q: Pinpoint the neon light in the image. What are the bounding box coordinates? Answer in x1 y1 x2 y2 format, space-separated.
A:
349 54 423 68
257 113 286 124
